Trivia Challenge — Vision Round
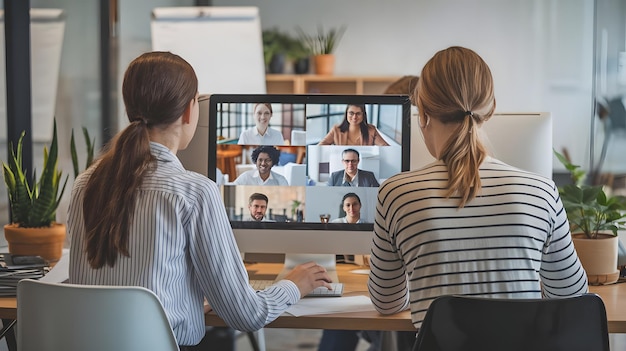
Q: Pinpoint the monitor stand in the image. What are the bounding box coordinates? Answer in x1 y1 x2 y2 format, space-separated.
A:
275 253 339 283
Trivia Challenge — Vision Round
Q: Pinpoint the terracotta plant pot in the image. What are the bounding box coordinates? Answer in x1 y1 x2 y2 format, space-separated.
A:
4 223 66 263
572 233 619 285
314 54 335 75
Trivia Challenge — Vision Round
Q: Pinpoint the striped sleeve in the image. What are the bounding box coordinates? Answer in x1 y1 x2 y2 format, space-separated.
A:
187 180 300 331
539 183 588 296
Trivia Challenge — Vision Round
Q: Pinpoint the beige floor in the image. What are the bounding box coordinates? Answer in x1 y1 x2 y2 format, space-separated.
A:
235 329 626 351
235 329 370 351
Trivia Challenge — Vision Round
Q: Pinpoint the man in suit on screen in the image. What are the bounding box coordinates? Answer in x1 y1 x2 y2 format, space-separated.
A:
327 148 379 187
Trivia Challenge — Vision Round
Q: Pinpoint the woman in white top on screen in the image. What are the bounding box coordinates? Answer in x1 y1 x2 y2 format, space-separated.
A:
233 145 289 186
331 193 362 223
238 103 285 145
67 51 332 348
368 46 588 335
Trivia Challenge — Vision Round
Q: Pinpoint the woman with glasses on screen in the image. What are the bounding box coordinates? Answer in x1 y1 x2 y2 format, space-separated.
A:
67 51 332 349
368 46 588 346
318 104 390 146
238 103 286 145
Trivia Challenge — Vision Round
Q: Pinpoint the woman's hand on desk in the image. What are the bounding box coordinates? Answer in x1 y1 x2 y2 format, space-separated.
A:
283 261 333 298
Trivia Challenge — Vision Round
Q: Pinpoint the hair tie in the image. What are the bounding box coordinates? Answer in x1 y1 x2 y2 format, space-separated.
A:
133 117 148 125
466 111 475 133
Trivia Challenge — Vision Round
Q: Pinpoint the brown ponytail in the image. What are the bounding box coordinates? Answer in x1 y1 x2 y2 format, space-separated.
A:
83 52 198 268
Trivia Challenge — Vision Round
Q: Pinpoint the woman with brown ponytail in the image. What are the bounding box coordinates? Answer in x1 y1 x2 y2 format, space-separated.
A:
67 51 332 348
368 46 588 344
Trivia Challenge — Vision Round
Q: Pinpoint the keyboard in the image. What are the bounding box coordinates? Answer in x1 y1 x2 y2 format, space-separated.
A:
249 279 344 297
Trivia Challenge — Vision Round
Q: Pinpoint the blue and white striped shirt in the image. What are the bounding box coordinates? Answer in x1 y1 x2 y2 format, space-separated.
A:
368 157 588 329
68 142 300 345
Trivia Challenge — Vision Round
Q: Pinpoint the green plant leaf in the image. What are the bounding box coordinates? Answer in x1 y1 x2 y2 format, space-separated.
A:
296 25 347 56
70 129 79 178
70 126 96 179
2 120 68 228
554 149 626 238
83 127 95 170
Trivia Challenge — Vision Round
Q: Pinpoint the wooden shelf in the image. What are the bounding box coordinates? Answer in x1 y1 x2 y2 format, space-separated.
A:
266 74 401 95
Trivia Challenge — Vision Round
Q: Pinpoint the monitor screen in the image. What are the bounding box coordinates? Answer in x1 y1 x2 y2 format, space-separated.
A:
205 94 411 254
409 111 553 179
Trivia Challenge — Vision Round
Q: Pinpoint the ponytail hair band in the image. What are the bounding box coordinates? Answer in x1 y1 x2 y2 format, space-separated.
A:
465 111 474 117
133 117 148 125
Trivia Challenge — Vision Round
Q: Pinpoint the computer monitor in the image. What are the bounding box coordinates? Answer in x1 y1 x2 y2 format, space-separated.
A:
409 112 553 178
178 99 552 277
202 94 411 276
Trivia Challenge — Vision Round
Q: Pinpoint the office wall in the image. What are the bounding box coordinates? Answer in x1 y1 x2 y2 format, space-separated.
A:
208 0 594 171
113 0 596 170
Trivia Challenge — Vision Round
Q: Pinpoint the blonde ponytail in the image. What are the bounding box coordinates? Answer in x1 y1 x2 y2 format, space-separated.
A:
415 46 496 208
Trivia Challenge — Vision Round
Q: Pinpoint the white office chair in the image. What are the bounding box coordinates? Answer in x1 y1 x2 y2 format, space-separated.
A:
16 279 179 351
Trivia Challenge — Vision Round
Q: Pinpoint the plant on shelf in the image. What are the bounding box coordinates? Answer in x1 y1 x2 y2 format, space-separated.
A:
2 120 68 262
555 150 626 239
555 149 626 285
296 25 347 56
296 25 346 75
263 27 313 74
262 27 294 74
289 37 312 74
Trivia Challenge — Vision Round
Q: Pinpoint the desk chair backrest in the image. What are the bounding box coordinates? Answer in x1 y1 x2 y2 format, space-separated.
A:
17 279 179 351
412 294 609 351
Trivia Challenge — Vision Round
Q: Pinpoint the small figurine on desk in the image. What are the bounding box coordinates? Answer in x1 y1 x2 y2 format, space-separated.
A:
319 214 331 223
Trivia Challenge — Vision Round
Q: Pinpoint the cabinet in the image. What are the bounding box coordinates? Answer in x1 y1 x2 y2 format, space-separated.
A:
266 74 401 95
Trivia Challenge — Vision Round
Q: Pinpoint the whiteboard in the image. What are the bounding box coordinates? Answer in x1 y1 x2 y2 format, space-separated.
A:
151 6 266 95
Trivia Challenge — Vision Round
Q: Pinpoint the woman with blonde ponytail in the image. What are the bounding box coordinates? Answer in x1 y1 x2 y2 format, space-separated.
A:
368 47 588 342
67 51 332 348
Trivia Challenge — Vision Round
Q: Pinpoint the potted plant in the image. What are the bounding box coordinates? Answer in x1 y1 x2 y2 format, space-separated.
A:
555 150 626 284
296 25 347 75
263 27 313 74
2 120 68 262
262 27 294 74
289 37 312 74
